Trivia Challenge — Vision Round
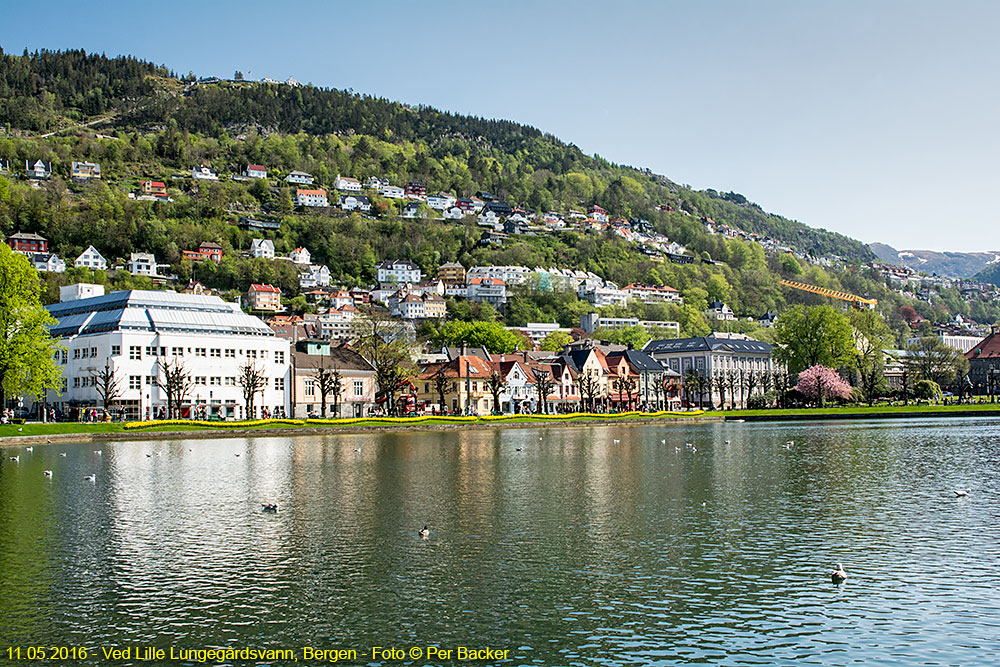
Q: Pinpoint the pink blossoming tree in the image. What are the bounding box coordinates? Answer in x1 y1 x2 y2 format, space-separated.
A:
794 365 852 406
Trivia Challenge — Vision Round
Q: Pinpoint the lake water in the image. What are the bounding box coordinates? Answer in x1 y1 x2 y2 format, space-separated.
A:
1 419 999 666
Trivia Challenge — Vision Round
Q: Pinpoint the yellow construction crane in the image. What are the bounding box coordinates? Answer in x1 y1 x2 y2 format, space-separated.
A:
779 279 878 309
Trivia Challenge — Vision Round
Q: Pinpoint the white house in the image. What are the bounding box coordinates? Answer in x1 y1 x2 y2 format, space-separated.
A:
467 277 507 305
365 176 389 190
33 253 66 273
250 238 275 259
127 252 163 277
294 188 329 207
706 301 736 321
299 264 331 289
427 193 457 211
402 202 423 219
286 170 314 185
245 164 267 179
467 265 532 285
42 288 291 420
443 206 465 220
376 259 422 284
191 165 219 181
26 159 52 179
478 209 502 227
340 194 371 212
290 247 312 265
334 174 362 192
381 184 405 199
75 245 108 270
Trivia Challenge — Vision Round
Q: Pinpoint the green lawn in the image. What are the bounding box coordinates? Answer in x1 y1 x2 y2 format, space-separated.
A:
1 412 707 439
717 403 1000 418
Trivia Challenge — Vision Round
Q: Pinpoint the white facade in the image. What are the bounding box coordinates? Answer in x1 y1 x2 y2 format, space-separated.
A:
377 260 422 284
43 289 291 419
127 252 161 277
427 193 457 211
467 265 531 286
381 185 405 199
334 174 362 192
290 247 312 265
75 245 108 270
294 189 329 207
299 264 331 288
251 238 275 259
286 171 314 185
191 165 219 180
245 165 267 179
340 194 371 212
467 278 507 305
33 253 66 273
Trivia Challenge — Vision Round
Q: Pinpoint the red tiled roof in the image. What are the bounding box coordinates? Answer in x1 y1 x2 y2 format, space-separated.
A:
468 277 504 286
250 283 281 293
247 164 266 171
296 189 326 196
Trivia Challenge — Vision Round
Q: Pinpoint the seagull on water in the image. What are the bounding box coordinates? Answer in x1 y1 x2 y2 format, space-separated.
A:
59 452 66 457
43 470 52 477
84 475 96 482
831 563 848 584
418 525 430 537
25 446 33 452
93 450 102 455
613 439 621 444
954 488 971 497
9 456 18 462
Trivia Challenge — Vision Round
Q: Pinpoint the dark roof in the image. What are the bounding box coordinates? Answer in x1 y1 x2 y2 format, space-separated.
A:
293 346 374 372
444 346 491 361
645 336 772 355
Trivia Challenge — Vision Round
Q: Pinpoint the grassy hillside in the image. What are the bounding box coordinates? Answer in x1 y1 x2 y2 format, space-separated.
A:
3 47 998 339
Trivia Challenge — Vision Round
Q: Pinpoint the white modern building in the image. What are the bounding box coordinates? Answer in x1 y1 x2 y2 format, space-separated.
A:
42 288 291 420
33 253 66 273
466 265 532 286
334 174 362 192
290 247 312 265
127 252 164 277
75 245 108 270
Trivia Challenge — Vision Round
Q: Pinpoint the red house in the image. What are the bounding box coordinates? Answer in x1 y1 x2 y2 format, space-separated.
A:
6 232 48 255
404 182 427 199
140 180 168 198
182 241 224 263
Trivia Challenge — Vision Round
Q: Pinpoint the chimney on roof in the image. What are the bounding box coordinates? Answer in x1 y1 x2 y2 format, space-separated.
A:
522 350 529 363
461 341 467 357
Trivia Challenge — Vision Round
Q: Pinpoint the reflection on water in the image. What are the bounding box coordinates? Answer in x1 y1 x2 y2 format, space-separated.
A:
2 419 1000 665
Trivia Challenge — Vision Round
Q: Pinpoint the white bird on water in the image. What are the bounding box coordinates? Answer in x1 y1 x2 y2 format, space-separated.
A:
613 439 621 444
9 456 18 462
831 563 848 584
25 446 33 452
84 474 95 482
43 470 52 477
954 488 971 497
93 450 102 455
59 452 67 457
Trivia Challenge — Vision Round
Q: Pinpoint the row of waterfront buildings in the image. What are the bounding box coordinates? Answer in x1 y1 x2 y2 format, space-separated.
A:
33 284 779 420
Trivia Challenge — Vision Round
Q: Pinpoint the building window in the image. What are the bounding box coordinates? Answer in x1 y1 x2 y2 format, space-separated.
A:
146 376 156 385
130 346 141 360
61 350 68 364
195 376 207 385
73 377 80 388
90 347 97 357
247 350 257 359
305 379 315 397
129 376 141 390
196 348 206 357
274 377 285 391
225 349 235 358
275 351 285 364
111 345 121 356
73 349 81 360
172 347 183 356
210 377 221 386
354 380 363 397
211 348 221 357
225 377 236 386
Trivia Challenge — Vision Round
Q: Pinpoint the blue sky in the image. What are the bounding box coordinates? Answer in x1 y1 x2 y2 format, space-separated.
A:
4 0 998 251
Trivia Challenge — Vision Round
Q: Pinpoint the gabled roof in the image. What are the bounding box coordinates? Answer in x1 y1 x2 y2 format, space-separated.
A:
247 164 266 171
250 283 281 293
966 332 1000 359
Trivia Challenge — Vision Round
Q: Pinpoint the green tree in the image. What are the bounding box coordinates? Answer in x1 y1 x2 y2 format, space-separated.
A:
850 309 893 406
774 305 854 374
539 330 572 352
906 337 968 388
0 245 63 409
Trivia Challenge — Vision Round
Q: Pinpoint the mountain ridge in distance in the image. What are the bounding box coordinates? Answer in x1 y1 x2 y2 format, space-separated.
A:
867 242 1000 279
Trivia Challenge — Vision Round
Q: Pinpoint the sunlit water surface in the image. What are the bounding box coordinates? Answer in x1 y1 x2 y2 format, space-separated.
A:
2 418 999 666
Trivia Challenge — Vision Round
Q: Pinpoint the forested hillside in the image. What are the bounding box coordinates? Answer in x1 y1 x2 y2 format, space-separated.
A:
3 47 998 341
